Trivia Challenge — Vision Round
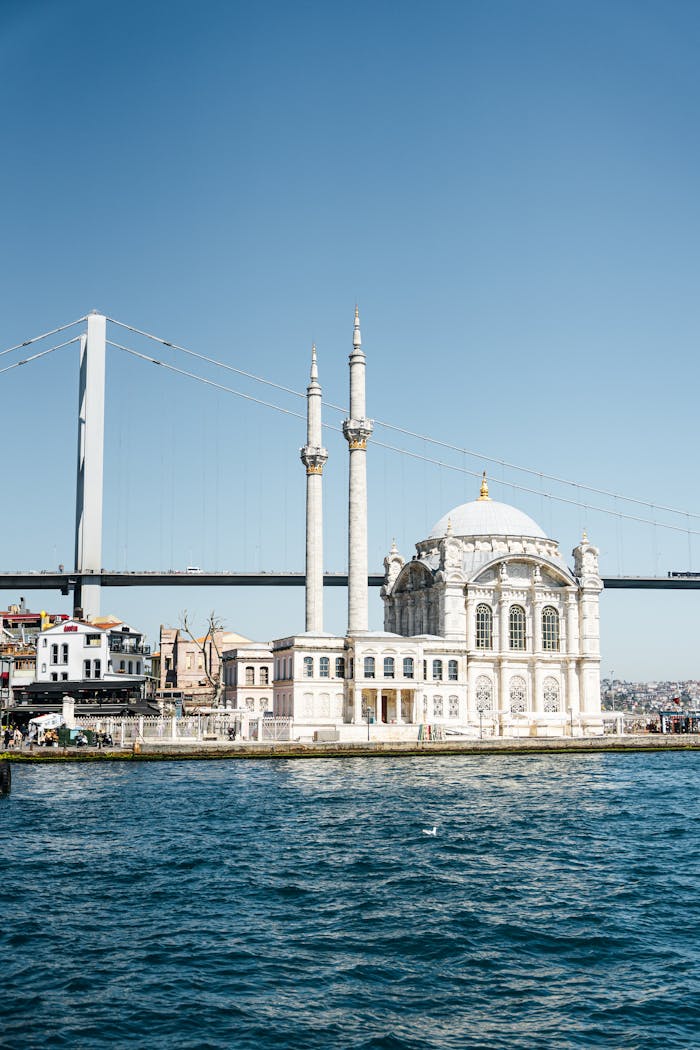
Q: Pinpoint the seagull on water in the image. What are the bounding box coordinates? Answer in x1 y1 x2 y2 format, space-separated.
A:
422 826 438 836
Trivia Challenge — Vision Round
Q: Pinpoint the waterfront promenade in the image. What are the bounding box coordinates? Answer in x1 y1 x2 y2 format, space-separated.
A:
2 734 699 762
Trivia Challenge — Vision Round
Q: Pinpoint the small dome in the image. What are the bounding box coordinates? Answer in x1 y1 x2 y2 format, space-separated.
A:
429 499 547 540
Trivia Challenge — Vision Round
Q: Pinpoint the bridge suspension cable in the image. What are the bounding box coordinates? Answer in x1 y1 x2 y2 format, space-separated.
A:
106 315 700 524
0 336 81 375
108 337 700 537
0 317 86 360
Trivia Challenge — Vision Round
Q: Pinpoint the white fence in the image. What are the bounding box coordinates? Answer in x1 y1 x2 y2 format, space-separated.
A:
72 712 292 744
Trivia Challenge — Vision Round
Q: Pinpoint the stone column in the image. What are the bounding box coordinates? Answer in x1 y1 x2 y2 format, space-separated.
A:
353 686 364 725
300 345 328 633
343 308 373 634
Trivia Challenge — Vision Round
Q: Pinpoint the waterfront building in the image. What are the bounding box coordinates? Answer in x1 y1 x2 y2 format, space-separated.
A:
9 617 151 718
221 646 274 713
262 309 603 739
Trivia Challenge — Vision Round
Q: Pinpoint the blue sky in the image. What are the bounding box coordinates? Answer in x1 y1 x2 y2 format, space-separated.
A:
1 0 699 679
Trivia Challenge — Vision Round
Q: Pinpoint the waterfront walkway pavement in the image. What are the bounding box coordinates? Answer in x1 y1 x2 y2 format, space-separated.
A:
2 734 699 762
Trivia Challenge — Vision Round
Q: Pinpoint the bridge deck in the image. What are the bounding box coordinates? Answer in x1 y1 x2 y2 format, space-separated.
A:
0 572 699 592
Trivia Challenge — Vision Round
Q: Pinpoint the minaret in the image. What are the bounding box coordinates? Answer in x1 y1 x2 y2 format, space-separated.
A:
343 307 373 633
300 344 328 632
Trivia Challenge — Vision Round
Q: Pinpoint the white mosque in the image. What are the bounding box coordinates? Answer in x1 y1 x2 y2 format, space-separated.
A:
232 309 603 739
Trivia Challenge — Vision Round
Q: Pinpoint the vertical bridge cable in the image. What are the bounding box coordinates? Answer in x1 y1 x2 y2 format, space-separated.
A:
106 337 700 538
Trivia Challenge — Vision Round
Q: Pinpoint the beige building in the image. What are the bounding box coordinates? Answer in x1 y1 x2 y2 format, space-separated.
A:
156 626 250 707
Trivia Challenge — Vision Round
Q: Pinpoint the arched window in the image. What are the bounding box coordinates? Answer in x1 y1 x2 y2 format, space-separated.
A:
542 607 560 651
51 644 58 664
303 656 313 678
364 656 375 679
403 657 414 679
509 675 527 713
475 605 493 649
335 657 345 679
543 677 560 712
509 605 526 650
383 657 395 679
432 659 443 681
260 667 269 685
245 666 255 685
448 659 458 681
319 656 330 678
475 675 493 712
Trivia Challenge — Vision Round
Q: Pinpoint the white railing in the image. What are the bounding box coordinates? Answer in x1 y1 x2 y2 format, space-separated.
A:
73 711 241 744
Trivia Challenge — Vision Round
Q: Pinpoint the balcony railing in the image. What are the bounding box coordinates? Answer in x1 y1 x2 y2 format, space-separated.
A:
109 640 151 655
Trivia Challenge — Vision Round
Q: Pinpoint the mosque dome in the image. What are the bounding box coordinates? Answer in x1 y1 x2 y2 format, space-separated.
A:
428 474 547 541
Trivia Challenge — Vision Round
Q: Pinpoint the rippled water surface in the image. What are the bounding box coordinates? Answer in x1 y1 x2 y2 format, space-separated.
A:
1 753 699 1048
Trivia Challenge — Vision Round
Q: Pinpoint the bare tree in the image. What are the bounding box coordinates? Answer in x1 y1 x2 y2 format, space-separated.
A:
180 610 226 707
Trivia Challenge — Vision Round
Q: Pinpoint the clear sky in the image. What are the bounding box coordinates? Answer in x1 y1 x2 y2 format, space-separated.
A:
1 0 699 680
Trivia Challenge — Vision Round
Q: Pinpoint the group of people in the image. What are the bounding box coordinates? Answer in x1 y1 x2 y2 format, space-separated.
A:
2 725 25 749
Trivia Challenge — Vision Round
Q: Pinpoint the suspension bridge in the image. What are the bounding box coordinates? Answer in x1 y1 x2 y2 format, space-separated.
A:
2 310 699 616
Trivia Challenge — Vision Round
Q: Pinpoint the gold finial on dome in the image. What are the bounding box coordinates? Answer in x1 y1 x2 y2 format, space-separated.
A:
478 471 491 501
582 529 588 543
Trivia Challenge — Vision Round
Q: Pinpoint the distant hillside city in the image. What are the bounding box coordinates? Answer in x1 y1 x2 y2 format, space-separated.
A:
601 678 700 714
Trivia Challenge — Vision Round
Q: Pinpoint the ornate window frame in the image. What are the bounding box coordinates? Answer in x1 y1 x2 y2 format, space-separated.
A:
542 606 560 652
475 675 493 712
509 605 526 650
475 604 493 649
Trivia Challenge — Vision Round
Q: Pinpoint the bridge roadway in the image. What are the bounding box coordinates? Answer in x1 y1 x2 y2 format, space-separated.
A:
1 571 699 594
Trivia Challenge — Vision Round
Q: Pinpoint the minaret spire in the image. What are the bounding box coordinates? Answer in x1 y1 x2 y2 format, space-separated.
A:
300 342 328 632
343 306 373 634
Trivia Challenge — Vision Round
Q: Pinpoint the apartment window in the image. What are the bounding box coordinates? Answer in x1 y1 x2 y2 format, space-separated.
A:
364 657 376 679
51 644 58 664
260 667 269 685
448 659 458 681
128 661 133 674
383 657 395 679
423 660 427 681
83 660 91 678
542 607 560 652
137 662 141 675
42 638 47 648
475 604 493 649
335 657 345 679
304 656 314 678
51 673 58 682
61 644 69 664
186 654 193 670
509 606 526 650
403 657 414 679
432 659 443 681
120 660 125 672
86 634 101 647
61 673 68 681
93 659 101 679
245 666 255 685
319 657 330 678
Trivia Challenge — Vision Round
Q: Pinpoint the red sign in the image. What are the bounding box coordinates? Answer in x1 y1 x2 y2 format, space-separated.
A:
63 625 78 632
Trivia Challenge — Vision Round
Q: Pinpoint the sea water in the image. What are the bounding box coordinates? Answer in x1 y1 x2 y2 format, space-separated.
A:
1 753 698 1049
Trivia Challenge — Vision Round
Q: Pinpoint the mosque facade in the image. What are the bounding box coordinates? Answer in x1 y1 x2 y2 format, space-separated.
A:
241 309 603 739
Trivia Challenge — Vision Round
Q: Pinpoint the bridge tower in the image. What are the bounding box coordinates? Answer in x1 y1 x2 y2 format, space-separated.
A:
73 311 106 619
